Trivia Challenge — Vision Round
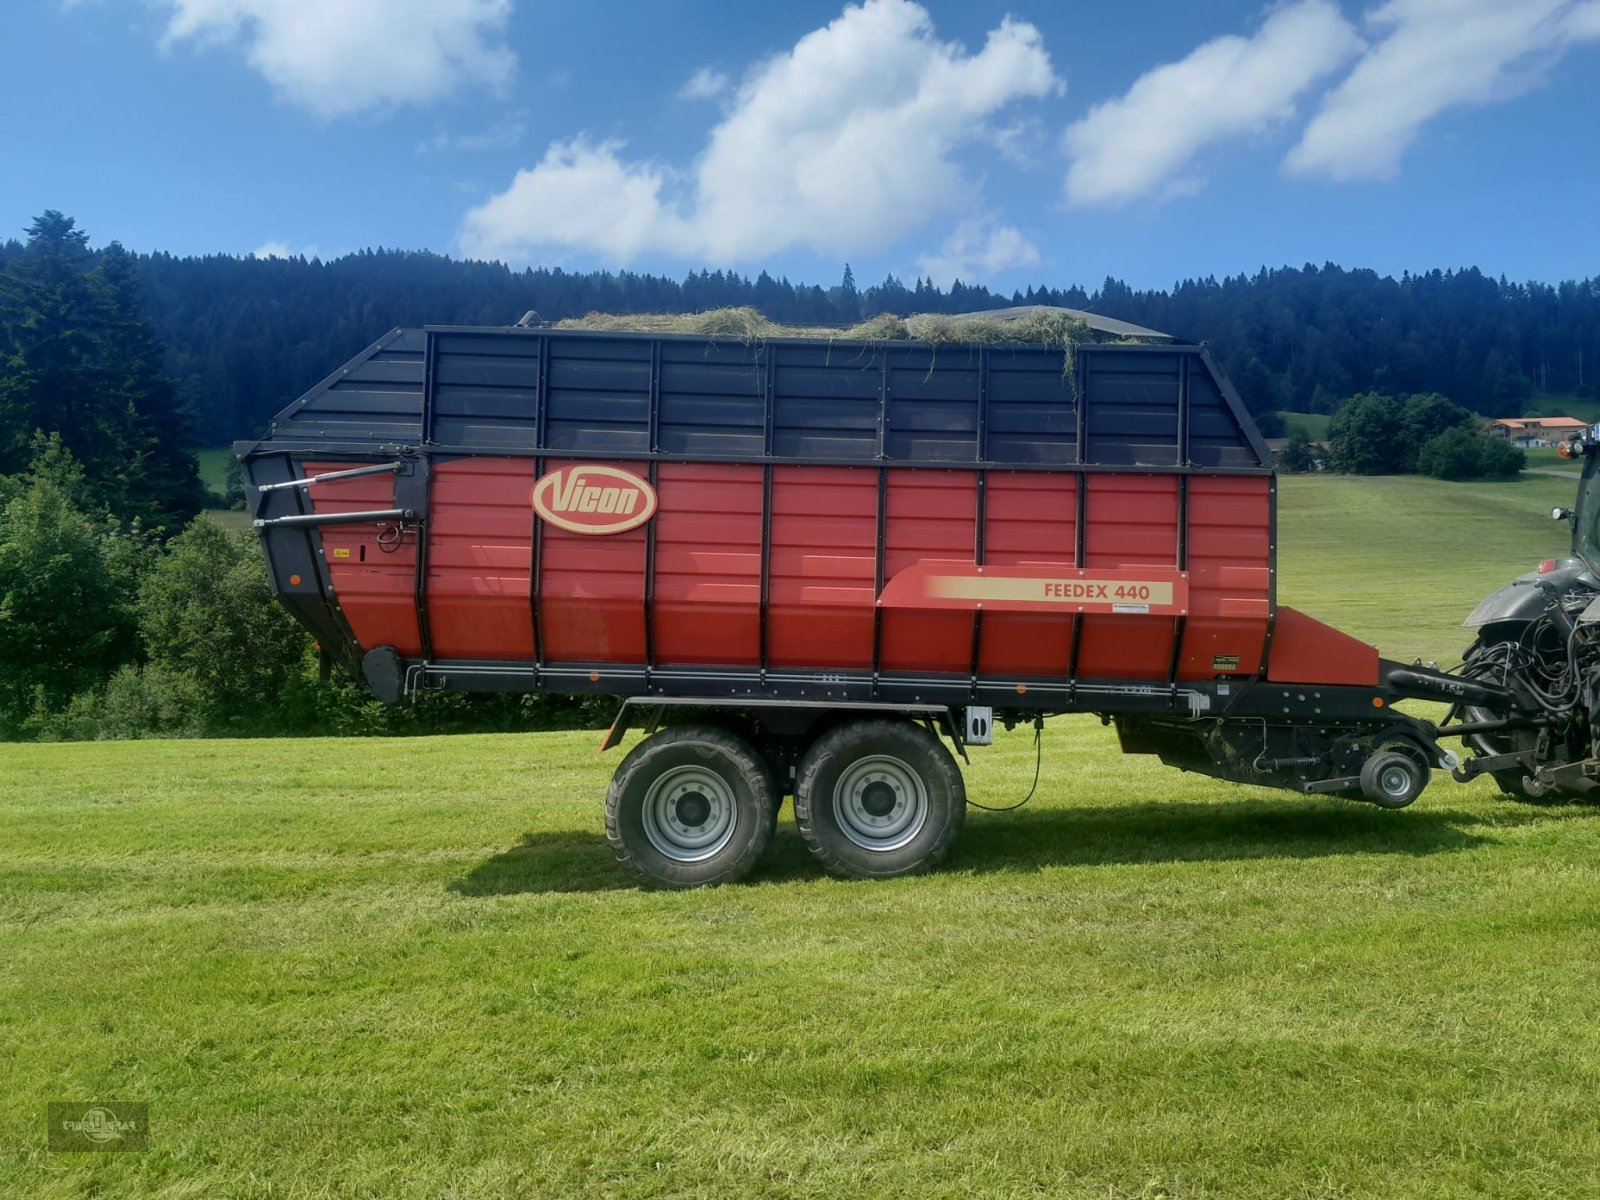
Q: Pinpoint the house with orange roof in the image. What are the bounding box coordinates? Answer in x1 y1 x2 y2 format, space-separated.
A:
1484 416 1589 447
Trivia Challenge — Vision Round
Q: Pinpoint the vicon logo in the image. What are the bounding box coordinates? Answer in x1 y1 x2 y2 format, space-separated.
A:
532 464 658 535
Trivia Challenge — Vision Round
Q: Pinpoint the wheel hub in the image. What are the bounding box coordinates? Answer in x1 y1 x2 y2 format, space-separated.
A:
860 781 896 817
676 791 712 827
833 754 929 853
641 766 738 863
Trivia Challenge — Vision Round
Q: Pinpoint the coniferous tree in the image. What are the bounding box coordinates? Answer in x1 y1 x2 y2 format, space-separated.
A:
0 213 202 535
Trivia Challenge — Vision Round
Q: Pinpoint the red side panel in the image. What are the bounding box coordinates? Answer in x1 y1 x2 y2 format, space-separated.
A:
977 473 1076 675
307 462 422 656
653 462 762 666
538 458 646 662
425 458 534 661
767 465 876 669
1077 474 1178 680
1267 606 1380 686
879 469 977 672
1176 476 1271 679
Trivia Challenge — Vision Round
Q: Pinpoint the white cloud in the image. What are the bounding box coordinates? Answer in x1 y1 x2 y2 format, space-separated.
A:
156 0 515 119
1062 0 1363 206
250 240 319 259
916 218 1039 286
417 111 528 153
1286 0 1600 180
459 0 1058 265
462 138 687 262
679 66 728 100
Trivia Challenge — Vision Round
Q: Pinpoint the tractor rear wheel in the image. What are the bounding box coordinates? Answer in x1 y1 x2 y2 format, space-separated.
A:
1458 638 1538 799
794 719 965 879
605 725 776 888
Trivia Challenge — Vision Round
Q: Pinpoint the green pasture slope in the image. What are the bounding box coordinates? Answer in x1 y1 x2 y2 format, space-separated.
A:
4 473 1599 1200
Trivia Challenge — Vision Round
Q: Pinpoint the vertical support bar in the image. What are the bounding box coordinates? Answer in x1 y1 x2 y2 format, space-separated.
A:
643 459 658 681
530 335 549 674
976 345 990 463
871 348 890 695
420 330 438 446
759 347 776 679
642 339 662 684
1168 474 1189 686
1178 352 1192 467
1170 352 1192 687
877 346 890 460
1260 476 1279 675
1073 347 1089 466
1070 349 1089 687
529 454 543 672
971 346 990 681
411 456 435 663
534 334 550 451
1068 470 1087 683
648 339 662 453
758 463 773 677
872 466 888 697
762 347 776 458
969 469 987 680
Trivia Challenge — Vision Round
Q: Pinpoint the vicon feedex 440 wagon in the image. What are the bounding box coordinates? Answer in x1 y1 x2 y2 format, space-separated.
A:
238 317 1485 887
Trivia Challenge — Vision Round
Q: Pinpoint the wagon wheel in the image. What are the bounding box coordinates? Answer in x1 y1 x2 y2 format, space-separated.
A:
793 719 966 879
605 725 776 888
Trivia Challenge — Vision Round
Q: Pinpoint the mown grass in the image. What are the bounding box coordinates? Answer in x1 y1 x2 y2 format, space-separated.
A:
193 447 233 494
193 447 252 532
1275 411 1330 440
3 472 1599 1199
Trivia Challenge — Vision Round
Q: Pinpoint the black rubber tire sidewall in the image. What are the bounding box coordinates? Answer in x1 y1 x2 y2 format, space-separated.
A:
605 726 776 889
794 719 965 879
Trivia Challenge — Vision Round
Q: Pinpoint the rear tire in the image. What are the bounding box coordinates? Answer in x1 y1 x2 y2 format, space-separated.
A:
605 725 776 888
1459 637 1539 798
794 719 965 879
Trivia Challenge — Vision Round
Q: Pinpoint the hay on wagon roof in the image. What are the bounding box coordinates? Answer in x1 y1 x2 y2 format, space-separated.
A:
550 305 1110 352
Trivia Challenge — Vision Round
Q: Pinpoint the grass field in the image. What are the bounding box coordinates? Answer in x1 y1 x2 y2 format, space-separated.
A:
3 472 1599 1199
1275 411 1330 440
193 447 232 494
193 447 251 532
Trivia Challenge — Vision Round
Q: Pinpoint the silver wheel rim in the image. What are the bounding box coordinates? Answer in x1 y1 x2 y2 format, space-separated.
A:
1379 762 1412 799
832 753 928 852
641 765 738 863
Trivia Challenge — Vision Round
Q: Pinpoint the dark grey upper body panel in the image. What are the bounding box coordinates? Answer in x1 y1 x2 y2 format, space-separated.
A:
243 324 1272 472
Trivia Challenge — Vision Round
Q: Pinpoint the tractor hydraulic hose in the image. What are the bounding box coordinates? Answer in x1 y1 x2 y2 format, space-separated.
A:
1384 665 1520 710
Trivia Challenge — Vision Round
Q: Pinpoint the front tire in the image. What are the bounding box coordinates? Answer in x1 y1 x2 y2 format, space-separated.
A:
605 725 776 888
1360 750 1426 808
794 720 965 879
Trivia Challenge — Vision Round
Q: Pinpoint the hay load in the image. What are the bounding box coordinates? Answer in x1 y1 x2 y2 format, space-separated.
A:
544 304 1170 352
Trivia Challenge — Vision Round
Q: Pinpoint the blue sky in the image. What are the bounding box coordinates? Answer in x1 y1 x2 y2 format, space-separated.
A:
3 0 1599 292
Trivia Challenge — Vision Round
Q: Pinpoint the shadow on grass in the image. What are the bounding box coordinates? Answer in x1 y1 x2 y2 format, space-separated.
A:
448 797 1573 896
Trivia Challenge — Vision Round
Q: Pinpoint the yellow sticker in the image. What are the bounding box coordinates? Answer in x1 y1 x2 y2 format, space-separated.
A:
332 547 351 558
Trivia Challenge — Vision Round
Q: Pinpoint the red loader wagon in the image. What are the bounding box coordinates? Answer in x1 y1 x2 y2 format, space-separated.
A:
238 313 1479 887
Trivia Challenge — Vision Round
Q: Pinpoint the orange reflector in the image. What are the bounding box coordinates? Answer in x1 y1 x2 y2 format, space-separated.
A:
288 574 302 585
1015 683 1027 695
589 671 601 682
1539 559 1558 573
1372 696 1385 707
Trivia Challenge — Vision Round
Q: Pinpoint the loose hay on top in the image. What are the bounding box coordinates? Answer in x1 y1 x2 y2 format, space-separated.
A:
548 306 1154 390
550 305 1111 352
